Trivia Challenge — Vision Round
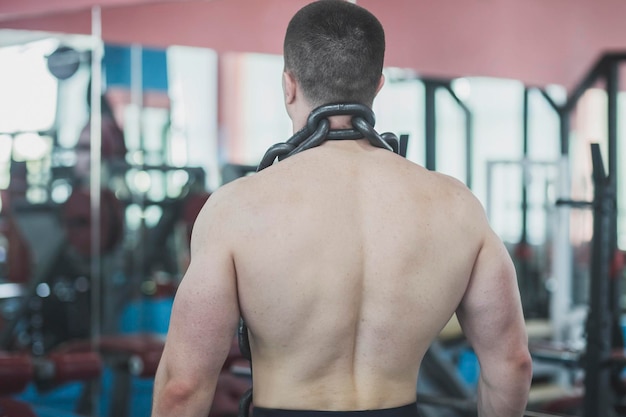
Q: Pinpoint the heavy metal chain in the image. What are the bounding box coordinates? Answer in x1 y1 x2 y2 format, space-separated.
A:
256 103 400 171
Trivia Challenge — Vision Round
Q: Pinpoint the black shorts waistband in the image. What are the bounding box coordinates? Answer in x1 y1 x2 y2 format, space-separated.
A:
253 402 420 417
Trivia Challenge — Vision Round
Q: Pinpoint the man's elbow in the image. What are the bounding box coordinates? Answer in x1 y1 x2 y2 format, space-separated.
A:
153 378 209 416
513 347 533 389
163 378 197 402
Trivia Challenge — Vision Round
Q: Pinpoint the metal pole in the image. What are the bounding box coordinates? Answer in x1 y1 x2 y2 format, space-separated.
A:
517 88 532 316
90 6 103 416
605 58 623 354
424 81 436 171
521 88 529 242
582 143 613 417
559 109 570 156
465 109 473 189
606 60 618 183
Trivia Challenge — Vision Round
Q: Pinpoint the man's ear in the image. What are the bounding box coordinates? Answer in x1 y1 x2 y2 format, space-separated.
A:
283 71 297 105
376 74 385 94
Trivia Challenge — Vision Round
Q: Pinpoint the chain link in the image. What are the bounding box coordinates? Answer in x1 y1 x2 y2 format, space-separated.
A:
256 103 399 171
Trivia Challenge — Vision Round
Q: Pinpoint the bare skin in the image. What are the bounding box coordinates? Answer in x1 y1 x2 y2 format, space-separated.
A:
152 74 532 417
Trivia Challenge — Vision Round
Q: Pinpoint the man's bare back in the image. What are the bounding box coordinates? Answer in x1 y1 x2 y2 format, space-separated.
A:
219 139 495 410
151 3 531 416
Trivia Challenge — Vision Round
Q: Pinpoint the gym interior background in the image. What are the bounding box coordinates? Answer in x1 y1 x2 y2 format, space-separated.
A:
0 0 625 416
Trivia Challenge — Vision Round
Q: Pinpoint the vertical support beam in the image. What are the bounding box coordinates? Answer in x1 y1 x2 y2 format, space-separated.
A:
606 60 618 183
605 59 623 354
606 59 618 249
517 87 532 317
424 81 437 171
521 87 530 243
89 7 103 417
583 144 614 417
465 109 473 189
559 109 570 156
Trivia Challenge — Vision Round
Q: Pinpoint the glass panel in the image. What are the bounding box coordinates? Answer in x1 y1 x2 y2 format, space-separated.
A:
528 87 562 161
565 88 608 309
167 45 219 189
570 88 605 245
435 87 466 182
375 75 425 165
0 35 220 414
221 52 292 166
526 88 564 246
0 30 97 354
108 43 218 344
0 39 58 134
465 77 524 241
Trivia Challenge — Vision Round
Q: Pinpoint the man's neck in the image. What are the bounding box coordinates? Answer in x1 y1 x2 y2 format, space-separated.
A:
327 115 354 130
292 114 356 134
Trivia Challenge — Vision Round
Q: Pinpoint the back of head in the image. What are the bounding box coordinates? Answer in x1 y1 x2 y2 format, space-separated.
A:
284 0 385 108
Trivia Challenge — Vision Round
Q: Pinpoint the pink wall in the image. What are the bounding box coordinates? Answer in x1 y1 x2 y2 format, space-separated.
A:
1 0 626 89
0 0 190 21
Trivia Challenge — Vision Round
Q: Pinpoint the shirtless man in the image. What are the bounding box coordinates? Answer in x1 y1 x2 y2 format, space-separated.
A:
151 1 532 417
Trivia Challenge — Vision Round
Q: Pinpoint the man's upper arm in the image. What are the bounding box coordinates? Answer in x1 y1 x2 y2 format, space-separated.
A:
159 192 241 390
456 227 528 373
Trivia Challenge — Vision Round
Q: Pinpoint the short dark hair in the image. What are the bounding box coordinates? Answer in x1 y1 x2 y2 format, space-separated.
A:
284 0 385 108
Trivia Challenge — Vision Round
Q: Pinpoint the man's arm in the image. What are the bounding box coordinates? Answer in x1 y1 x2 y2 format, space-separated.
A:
456 225 532 417
152 193 240 417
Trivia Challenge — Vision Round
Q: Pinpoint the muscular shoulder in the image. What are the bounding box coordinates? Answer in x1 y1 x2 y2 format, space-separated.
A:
427 171 485 214
189 179 251 253
414 173 498 278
